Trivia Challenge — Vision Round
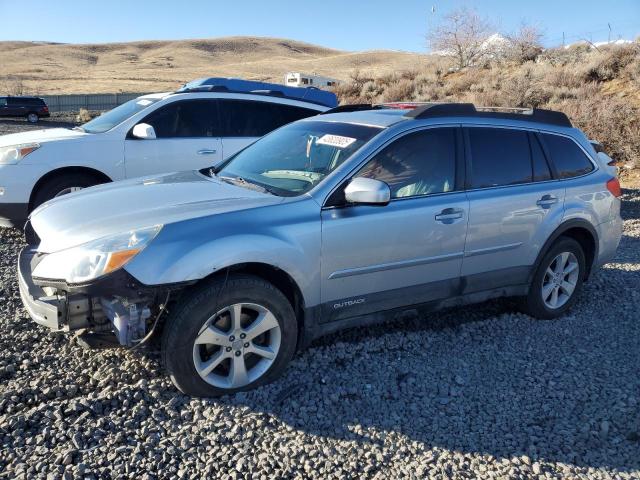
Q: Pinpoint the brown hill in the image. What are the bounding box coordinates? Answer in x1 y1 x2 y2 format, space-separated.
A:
0 36 425 94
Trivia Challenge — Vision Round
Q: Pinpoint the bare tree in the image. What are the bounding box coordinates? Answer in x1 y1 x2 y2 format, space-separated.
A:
427 7 494 70
505 23 544 63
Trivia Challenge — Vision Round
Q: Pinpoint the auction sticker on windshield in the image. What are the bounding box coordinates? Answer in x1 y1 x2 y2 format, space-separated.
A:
317 134 357 149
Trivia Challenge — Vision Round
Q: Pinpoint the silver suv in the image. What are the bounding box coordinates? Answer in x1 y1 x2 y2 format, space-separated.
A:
18 103 623 397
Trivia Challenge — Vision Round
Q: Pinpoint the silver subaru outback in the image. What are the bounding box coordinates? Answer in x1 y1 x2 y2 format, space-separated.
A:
18 103 623 397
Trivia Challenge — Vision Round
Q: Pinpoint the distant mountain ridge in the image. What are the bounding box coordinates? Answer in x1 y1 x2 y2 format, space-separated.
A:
0 36 426 94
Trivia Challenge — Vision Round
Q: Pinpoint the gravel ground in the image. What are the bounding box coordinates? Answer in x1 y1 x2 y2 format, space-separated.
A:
1 119 639 479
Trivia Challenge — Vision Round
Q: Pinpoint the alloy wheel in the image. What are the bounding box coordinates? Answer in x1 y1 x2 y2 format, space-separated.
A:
192 302 281 389
541 251 580 309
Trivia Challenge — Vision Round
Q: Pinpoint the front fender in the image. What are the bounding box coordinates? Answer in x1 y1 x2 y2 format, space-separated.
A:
124 207 321 307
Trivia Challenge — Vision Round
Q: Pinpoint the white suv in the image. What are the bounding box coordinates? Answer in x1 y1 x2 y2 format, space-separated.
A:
0 78 336 227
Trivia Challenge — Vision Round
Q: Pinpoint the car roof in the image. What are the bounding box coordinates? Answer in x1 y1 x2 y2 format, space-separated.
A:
309 109 410 128
138 91 329 110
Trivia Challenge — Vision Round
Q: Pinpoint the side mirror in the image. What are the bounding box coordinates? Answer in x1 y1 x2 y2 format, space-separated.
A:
132 123 156 140
344 177 390 205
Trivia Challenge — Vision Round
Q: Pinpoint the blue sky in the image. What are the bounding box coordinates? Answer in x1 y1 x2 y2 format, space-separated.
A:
0 0 638 52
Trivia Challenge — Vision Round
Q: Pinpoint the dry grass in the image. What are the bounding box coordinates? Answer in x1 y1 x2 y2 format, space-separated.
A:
0 37 425 94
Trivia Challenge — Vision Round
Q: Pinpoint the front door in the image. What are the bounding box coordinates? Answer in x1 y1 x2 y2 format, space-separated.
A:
320 127 468 322
124 99 223 178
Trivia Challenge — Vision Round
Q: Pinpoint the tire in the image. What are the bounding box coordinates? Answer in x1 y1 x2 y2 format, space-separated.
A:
27 113 39 123
520 237 586 319
31 172 102 211
162 274 298 397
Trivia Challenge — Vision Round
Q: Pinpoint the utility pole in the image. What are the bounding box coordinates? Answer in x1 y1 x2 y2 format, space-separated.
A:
562 32 565 48
608 23 612 43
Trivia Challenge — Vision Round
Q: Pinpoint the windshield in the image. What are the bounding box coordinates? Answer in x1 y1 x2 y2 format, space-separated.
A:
217 120 382 196
81 97 161 134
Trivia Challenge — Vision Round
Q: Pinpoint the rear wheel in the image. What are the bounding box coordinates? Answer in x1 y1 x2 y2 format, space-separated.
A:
521 237 586 319
162 274 298 397
27 113 39 123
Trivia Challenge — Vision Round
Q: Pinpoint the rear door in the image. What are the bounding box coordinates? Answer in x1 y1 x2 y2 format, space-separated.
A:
461 126 565 291
320 127 468 322
218 99 320 158
124 99 223 178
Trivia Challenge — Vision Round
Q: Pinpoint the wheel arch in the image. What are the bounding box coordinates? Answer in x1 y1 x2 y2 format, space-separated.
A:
29 166 112 209
195 262 307 350
531 219 598 283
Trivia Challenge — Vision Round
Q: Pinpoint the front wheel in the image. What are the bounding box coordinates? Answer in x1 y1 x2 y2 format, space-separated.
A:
520 237 586 319
162 275 298 397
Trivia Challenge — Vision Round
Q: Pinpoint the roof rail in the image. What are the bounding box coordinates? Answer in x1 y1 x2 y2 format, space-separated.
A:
320 104 386 115
404 103 572 127
175 77 338 108
320 102 430 115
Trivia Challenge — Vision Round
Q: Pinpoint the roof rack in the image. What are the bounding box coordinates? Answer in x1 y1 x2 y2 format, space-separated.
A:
175 77 338 108
404 103 572 127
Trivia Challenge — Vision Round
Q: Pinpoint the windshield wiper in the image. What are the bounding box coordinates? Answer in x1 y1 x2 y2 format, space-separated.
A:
218 176 276 195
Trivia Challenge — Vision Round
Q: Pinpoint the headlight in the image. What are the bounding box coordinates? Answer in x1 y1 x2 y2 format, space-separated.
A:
0 143 40 165
32 225 162 284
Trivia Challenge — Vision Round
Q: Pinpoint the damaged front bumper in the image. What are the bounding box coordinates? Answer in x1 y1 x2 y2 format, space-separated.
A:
18 247 175 345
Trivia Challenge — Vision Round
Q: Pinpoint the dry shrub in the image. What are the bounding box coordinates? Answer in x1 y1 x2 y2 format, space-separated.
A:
1 76 27 95
76 108 93 123
556 89 640 169
382 79 415 102
582 45 639 82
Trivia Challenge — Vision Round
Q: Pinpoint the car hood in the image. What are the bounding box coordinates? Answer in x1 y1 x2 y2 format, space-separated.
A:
31 170 284 253
0 128 88 147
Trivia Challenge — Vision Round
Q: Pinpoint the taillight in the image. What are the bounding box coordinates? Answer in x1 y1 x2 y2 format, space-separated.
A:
42 106 49 113
606 177 622 197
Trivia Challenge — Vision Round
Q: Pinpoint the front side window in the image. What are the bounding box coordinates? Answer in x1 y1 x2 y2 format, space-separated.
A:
541 133 594 178
0 98 6 107
217 120 381 196
82 97 161 134
357 128 457 198
141 99 218 138
468 127 532 189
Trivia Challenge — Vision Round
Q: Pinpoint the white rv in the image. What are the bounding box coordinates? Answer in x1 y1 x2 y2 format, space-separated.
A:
284 72 339 89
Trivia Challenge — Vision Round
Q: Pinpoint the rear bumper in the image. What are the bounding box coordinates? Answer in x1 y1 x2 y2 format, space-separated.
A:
18 247 63 330
0 202 28 228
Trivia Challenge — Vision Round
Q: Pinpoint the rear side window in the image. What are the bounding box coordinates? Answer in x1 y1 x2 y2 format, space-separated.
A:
142 99 219 138
468 128 532 188
357 128 457 198
541 133 594 178
218 100 317 137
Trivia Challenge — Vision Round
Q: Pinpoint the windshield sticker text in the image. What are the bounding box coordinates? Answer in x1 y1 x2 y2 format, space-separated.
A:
317 134 357 149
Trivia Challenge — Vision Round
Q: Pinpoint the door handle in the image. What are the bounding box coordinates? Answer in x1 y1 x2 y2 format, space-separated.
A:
536 194 558 208
435 208 464 223
197 149 217 155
